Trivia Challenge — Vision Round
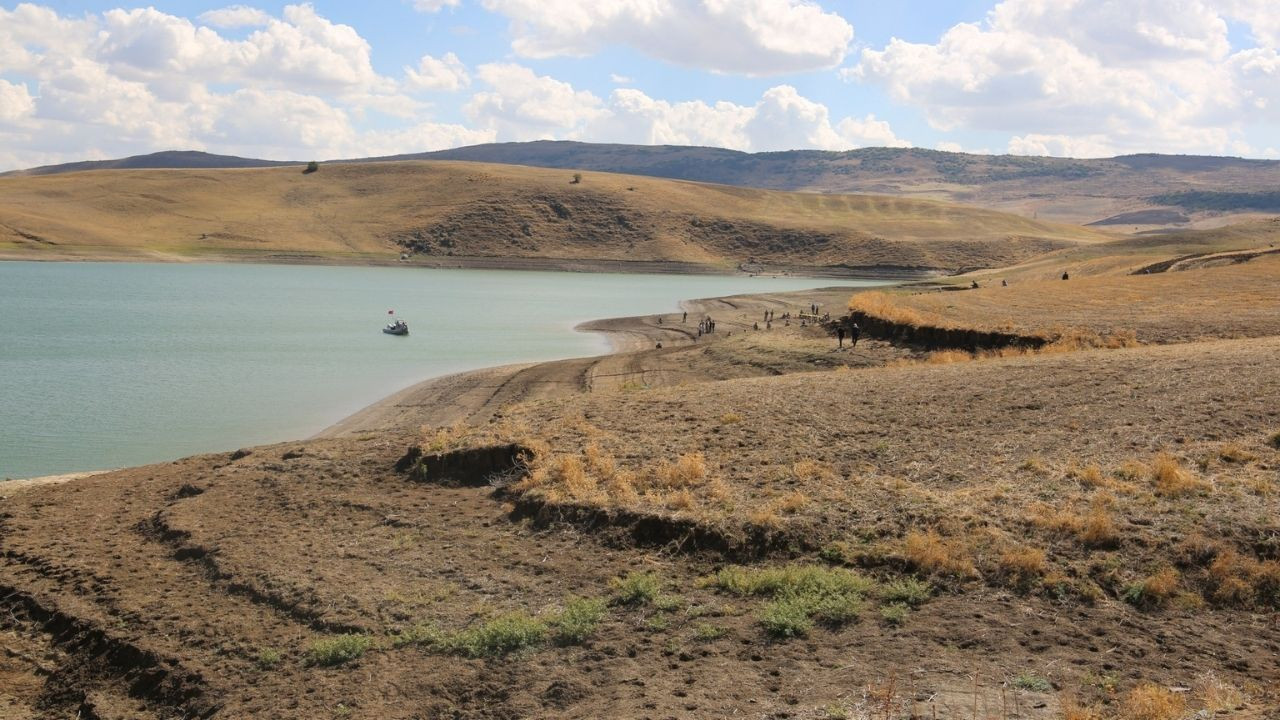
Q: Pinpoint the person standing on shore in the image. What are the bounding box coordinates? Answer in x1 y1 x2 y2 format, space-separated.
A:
682 311 687 323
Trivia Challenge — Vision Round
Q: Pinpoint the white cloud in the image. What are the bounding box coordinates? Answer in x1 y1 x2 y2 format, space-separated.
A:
851 0 1279 157
0 79 35 122
464 64 908 151
405 52 470 92
198 5 271 28
609 73 633 84
413 0 462 11
480 0 853 75
465 63 607 140
0 4 482 170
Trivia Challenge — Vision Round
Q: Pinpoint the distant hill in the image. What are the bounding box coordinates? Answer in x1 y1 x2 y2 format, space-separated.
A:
0 160 1108 274
7 142 1280 227
4 150 295 176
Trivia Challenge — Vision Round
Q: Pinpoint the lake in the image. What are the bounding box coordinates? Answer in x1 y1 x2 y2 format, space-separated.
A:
0 262 887 479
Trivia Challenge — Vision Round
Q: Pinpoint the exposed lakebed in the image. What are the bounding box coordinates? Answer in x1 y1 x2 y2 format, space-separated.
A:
0 262 886 479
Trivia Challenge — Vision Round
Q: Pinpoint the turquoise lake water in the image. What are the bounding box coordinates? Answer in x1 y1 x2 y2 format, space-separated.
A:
0 262 887 479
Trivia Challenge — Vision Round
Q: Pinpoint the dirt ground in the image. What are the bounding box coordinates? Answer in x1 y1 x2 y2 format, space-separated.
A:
2 263 1279 719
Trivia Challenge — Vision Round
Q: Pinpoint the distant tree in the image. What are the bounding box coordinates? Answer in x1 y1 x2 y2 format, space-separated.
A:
303 161 319 174
570 172 582 184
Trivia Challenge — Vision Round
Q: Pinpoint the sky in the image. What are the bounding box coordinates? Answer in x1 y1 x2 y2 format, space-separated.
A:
0 0 1278 171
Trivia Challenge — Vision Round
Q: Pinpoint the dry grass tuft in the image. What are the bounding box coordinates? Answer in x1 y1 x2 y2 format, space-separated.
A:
1151 453 1209 497
1207 549 1280 607
1269 430 1280 449
1119 683 1185 720
997 545 1046 583
1194 672 1246 713
1078 509 1120 549
1066 464 1106 488
656 453 709 488
1218 442 1257 464
847 291 946 328
926 350 974 364
903 530 977 578
1124 567 1180 608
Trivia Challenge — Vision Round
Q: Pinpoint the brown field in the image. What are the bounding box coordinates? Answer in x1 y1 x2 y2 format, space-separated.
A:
867 254 1280 344
3 211 1280 718
0 161 1107 274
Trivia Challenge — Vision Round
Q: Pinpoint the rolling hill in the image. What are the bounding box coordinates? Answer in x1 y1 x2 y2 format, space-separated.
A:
6 142 1280 229
0 160 1108 274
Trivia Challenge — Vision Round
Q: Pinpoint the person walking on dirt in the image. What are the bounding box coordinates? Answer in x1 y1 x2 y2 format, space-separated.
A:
682 311 687 323
850 322 861 347
837 326 845 348
1062 271 1070 280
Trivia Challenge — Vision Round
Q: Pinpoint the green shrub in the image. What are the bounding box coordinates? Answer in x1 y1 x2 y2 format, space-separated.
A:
552 597 607 645
715 564 873 638
611 571 662 606
693 623 726 641
759 598 814 638
879 603 908 626
881 578 932 607
255 647 282 670
453 612 547 657
389 622 446 649
714 564 874 598
1013 672 1052 692
307 634 372 667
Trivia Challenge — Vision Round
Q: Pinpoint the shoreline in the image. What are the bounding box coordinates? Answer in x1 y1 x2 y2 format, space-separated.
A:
315 285 867 439
3 281 878 487
0 250 941 281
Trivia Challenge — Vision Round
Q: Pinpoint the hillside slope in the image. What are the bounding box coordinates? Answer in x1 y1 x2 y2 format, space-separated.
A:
0 161 1107 274
8 143 1280 228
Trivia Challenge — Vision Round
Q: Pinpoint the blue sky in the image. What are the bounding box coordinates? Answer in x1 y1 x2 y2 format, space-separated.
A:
0 1 1278 170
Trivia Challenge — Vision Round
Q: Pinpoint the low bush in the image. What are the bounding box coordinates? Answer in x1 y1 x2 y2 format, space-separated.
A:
552 597 607 645
453 612 547 657
714 564 873 638
879 603 908 626
1012 672 1052 692
759 598 814 638
255 647 282 670
611 571 662 606
307 634 373 667
880 578 931 607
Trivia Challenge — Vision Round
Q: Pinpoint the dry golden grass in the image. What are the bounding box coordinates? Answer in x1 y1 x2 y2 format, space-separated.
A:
868 253 1280 344
1066 464 1106 488
1207 549 1280 607
1119 683 1185 720
996 544 1047 587
0 161 1103 270
903 530 977 578
1193 672 1246 713
1151 454 1210 497
1217 442 1257 464
847 291 948 327
656 453 709 488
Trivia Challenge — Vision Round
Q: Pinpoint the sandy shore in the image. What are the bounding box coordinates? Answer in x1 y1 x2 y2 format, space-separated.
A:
317 285 864 438
4 284 867 491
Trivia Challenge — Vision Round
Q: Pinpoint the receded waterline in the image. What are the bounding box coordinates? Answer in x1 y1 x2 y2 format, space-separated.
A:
0 262 890 479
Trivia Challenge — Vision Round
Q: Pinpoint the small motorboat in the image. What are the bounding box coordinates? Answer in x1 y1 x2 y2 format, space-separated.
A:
383 319 409 336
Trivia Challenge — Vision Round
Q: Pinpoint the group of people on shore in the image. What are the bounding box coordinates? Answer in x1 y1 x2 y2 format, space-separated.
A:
655 302 859 350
